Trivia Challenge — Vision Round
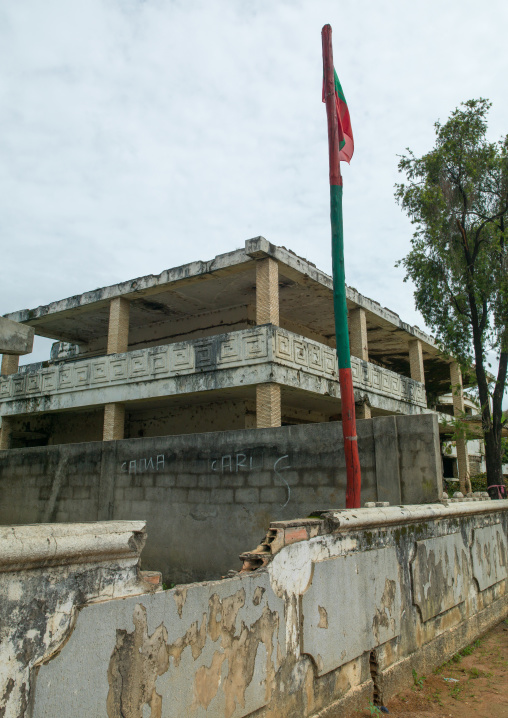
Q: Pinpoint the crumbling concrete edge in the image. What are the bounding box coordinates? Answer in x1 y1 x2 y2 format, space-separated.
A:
239 500 508 571
0 520 161 718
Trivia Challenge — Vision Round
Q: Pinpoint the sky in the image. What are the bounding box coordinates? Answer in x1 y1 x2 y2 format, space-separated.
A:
1 0 507 405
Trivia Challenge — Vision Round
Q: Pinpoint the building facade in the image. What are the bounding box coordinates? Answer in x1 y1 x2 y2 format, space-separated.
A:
0 238 471 479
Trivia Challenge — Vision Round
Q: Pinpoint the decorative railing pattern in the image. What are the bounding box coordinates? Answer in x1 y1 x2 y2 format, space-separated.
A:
0 326 426 408
271 328 426 406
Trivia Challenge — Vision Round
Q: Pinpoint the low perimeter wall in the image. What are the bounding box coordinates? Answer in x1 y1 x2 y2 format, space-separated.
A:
0 414 442 582
2 500 507 718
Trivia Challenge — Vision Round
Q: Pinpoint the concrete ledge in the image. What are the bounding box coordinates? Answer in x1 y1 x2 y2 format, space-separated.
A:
239 500 508 570
0 520 146 572
0 316 34 356
322 500 508 532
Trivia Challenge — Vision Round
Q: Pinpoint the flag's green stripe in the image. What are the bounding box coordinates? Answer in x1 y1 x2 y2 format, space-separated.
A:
330 184 351 369
339 138 345 150
334 70 347 106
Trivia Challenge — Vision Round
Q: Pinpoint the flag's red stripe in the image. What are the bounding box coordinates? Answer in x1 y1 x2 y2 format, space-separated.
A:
335 94 354 163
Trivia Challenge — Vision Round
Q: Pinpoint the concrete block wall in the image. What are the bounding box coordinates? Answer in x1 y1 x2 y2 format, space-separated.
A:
0 414 443 583
4 501 507 718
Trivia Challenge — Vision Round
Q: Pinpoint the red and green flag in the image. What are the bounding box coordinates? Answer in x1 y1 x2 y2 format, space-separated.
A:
322 70 354 165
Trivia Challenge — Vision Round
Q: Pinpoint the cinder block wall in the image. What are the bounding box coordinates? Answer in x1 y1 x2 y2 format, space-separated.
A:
0 414 442 582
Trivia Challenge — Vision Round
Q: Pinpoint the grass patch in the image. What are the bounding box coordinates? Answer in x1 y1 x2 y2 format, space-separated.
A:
460 639 481 656
412 668 426 689
450 684 461 700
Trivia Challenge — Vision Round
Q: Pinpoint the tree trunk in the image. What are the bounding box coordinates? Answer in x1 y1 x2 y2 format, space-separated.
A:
484 425 503 490
487 345 508 491
466 284 505 492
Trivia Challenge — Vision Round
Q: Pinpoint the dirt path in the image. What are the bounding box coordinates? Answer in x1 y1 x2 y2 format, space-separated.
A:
349 618 508 718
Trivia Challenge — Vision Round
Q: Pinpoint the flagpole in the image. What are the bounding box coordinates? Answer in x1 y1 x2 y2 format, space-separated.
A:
322 24 361 509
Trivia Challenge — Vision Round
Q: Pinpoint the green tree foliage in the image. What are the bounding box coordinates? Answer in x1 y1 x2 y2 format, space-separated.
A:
395 99 508 487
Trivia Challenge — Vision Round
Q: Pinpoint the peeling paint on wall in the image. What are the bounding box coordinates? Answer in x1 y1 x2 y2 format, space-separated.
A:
411 533 469 622
471 524 508 590
107 604 169 718
6 502 508 718
0 521 151 718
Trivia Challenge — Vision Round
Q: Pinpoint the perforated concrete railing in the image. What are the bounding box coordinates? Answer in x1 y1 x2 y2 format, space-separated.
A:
0 326 426 410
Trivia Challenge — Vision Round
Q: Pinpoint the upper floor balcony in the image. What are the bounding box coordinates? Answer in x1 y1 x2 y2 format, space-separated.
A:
0 325 426 419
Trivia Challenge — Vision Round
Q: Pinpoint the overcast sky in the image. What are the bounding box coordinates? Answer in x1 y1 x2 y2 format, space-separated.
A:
1 0 507 404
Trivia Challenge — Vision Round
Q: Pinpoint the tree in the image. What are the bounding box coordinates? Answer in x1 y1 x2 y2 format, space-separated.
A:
395 99 508 489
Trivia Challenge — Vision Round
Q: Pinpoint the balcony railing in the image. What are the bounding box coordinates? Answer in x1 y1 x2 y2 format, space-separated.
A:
0 326 426 413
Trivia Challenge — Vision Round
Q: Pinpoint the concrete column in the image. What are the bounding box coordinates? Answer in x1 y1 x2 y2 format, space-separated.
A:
104 298 129 441
107 297 130 355
256 384 281 428
450 361 470 493
356 403 371 420
349 308 368 361
1 354 19 376
0 417 12 450
103 403 125 441
450 362 465 414
0 350 17 450
409 339 425 384
256 258 279 325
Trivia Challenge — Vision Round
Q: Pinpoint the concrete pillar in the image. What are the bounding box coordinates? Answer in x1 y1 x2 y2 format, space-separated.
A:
256 258 279 325
356 403 371 420
0 352 17 449
1 354 19 376
349 308 368 361
107 297 130 355
103 403 125 442
255 259 281 427
256 384 281 428
0 417 12 450
450 361 470 493
104 298 129 441
409 339 425 384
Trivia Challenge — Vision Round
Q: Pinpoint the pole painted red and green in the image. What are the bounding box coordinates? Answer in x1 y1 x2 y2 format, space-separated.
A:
322 24 361 509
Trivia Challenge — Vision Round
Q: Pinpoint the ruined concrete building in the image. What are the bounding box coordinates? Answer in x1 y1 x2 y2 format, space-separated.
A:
0 237 473 480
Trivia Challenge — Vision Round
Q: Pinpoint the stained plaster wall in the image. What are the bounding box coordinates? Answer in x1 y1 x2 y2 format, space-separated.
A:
0 521 157 718
125 400 250 438
0 414 443 583
8 408 104 448
8 501 508 718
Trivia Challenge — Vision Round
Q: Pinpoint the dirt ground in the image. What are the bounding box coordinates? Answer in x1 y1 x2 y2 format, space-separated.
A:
348 618 508 718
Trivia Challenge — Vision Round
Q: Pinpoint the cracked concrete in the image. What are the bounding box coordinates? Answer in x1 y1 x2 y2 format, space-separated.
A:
2 500 504 718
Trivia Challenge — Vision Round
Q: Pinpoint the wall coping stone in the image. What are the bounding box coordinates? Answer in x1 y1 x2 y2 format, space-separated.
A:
239 500 508 571
0 520 146 572
322 500 508 532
